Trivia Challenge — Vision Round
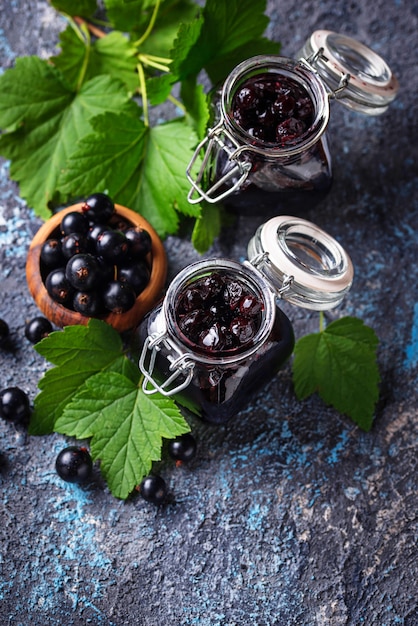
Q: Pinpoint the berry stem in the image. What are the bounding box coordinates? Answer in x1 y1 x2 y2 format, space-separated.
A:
133 0 162 48
137 62 149 126
138 53 171 73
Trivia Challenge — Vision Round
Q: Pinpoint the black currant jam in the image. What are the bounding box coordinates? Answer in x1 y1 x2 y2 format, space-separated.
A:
186 32 398 208
139 260 295 424
231 73 314 145
139 215 355 425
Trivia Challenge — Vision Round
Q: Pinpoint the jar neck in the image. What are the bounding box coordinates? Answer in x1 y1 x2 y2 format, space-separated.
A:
221 55 330 158
163 258 276 365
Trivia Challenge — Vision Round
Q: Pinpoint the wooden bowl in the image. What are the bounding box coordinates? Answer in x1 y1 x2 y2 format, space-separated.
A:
26 203 167 332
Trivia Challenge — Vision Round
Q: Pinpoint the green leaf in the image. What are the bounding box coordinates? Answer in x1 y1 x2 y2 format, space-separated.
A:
51 0 97 18
57 104 147 202
30 320 126 434
180 80 210 138
58 113 201 237
52 27 139 93
293 317 380 431
0 58 131 217
191 202 221 253
179 0 280 84
133 119 202 233
56 371 189 499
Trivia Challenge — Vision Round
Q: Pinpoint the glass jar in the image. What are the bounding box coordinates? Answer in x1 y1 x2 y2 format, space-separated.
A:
138 215 354 424
186 30 398 209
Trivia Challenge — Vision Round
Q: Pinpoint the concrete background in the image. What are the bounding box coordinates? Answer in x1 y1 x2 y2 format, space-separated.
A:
0 1 417 624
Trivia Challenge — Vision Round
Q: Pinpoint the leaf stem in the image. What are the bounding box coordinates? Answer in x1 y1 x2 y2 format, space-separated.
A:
319 310 325 332
168 94 186 113
137 63 149 126
67 17 91 91
133 0 161 47
73 15 106 39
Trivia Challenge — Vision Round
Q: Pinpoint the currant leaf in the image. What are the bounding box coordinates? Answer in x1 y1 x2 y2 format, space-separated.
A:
293 317 380 431
178 0 280 83
30 320 126 435
52 26 139 93
0 59 131 218
56 371 190 499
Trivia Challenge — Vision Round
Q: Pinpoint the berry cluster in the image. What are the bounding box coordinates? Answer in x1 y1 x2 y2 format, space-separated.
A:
231 73 314 144
175 271 264 353
41 193 152 317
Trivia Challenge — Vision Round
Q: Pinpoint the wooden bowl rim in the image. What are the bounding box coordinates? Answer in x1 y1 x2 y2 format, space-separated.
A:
26 203 167 332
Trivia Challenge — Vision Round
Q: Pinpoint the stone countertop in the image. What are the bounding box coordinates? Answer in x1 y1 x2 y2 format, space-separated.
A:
0 1 417 625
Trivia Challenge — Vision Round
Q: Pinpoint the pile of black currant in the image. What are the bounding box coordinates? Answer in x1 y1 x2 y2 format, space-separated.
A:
231 73 314 144
41 193 152 317
175 271 264 353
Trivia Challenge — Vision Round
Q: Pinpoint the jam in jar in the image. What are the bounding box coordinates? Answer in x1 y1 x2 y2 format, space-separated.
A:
186 30 398 210
138 216 354 424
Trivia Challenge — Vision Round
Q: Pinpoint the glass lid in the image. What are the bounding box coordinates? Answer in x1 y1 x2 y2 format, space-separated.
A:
300 30 399 115
247 216 354 310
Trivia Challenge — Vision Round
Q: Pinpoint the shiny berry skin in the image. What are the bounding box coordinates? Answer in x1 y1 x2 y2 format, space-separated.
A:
168 433 197 463
25 316 53 343
65 253 101 291
103 280 136 314
118 261 150 296
60 211 89 236
96 230 129 263
45 268 74 305
82 193 115 223
55 446 93 484
0 387 31 424
73 291 104 316
61 233 89 260
40 238 64 269
125 227 152 260
0 319 10 346
139 475 167 505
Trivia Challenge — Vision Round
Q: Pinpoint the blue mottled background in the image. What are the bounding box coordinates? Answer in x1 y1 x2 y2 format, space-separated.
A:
0 1 417 625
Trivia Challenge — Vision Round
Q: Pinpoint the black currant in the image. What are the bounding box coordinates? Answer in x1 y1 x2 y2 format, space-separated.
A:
82 193 115 223
55 446 93 484
118 261 150 296
0 318 10 346
125 227 152 260
65 253 101 291
0 387 31 424
45 268 74 305
73 291 104 316
61 233 89 259
168 433 197 463
40 238 64 269
139 475 167 505
96 230 129 263
25 316 53 343
60 211 89 236
103 280 136 314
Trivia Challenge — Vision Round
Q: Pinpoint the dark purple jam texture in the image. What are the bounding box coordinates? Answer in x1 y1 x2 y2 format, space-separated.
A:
231 73 314 144
175 272 264 353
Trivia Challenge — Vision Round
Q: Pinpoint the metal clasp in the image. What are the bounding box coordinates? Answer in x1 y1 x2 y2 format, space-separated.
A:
139 333 195 397
300 47 351 100
186 121 252 204
248 253 294 298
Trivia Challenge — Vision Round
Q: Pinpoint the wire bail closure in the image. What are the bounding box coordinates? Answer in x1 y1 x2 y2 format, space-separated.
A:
139 332 195 396
300 48 351 100
186 121 252 204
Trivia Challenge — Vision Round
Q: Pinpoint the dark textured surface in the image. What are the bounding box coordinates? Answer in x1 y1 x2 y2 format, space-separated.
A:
1 1 417 625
